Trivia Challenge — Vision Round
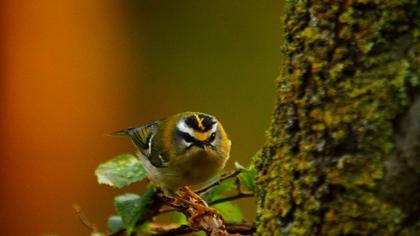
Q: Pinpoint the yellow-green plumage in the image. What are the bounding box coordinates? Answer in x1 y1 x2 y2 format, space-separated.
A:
114 112 231 194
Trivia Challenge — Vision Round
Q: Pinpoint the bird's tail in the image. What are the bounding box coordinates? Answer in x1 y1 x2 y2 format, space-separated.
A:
107 128 135 136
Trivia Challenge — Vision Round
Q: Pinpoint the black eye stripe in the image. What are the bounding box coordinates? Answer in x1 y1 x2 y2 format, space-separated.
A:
178 130 216 148
181 132 195 143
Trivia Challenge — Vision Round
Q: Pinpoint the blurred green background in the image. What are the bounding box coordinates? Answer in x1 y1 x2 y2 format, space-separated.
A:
1 1 282 235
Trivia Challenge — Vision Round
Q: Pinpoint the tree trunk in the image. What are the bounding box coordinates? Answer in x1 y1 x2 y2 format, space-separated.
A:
254 0 420 235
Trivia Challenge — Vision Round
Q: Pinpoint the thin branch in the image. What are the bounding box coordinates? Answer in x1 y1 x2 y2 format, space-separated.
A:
202 173 255 205
152 221 256 235
108 229 125 236
209 192 254 206
157 207 176 215
157 187 232 235
235 176 242 193
153 224 195 236
73 204 98 233
195 169 242 194
225 221 256 235
86 167 256 236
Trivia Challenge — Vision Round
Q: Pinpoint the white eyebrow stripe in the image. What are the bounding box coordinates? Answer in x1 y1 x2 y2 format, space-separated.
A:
147 132 155 156
182 139 193 146
210 122 218 133
176 120 194 136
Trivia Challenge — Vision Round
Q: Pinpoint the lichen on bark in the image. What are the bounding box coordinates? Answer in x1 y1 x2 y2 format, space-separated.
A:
254 0 420 235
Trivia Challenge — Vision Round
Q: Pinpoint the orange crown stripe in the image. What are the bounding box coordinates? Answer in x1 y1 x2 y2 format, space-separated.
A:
194 131 210 141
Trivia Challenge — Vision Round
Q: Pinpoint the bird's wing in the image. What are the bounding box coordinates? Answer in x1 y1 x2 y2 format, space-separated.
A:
110 122 169 168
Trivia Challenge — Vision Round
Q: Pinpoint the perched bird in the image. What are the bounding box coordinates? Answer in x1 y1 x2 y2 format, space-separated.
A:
111 112 231 195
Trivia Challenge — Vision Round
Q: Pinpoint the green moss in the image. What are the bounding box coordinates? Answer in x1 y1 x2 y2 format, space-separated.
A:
255 0 420 235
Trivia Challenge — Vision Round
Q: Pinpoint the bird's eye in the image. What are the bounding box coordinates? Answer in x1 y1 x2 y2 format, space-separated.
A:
208 132 216 142
182 132 195 143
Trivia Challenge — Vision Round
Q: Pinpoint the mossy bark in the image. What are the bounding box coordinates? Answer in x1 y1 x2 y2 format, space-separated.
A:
254 0 420 235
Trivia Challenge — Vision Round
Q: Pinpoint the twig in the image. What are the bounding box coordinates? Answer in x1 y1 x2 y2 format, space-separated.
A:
154 224 194 236
157 207 176 215
73 204 98 232
153 221 256 235
157 187 233 235
225 221 256 235
138 171 254 219
207 174 255 205
209 192 254 206
235 176 242 192
88 168 256 236
108 229 125 236
195 169 242 194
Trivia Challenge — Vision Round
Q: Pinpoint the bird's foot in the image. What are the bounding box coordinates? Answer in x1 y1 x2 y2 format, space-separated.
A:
175 186 220 227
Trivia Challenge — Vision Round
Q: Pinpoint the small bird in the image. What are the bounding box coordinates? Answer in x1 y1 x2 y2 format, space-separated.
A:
111 112 231 195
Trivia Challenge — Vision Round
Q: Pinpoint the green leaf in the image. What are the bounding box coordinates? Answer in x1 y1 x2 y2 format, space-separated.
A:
114 185 155 234
107 215 124 234
235 162 257 192
202 178 236 202
114 193 141 234
213 201 242 221
137 222 156 235
90 233 105 236
169 211 187 225
95 154 147 188
238 166 256 193
195 231 206 236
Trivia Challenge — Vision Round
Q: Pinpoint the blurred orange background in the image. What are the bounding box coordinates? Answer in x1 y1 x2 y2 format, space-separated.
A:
1 1 282 235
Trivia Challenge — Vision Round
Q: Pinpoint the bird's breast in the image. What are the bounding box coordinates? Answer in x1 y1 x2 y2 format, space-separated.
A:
168 148 227 188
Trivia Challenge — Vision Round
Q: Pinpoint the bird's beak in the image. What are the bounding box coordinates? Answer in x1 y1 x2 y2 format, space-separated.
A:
196 142 207 150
